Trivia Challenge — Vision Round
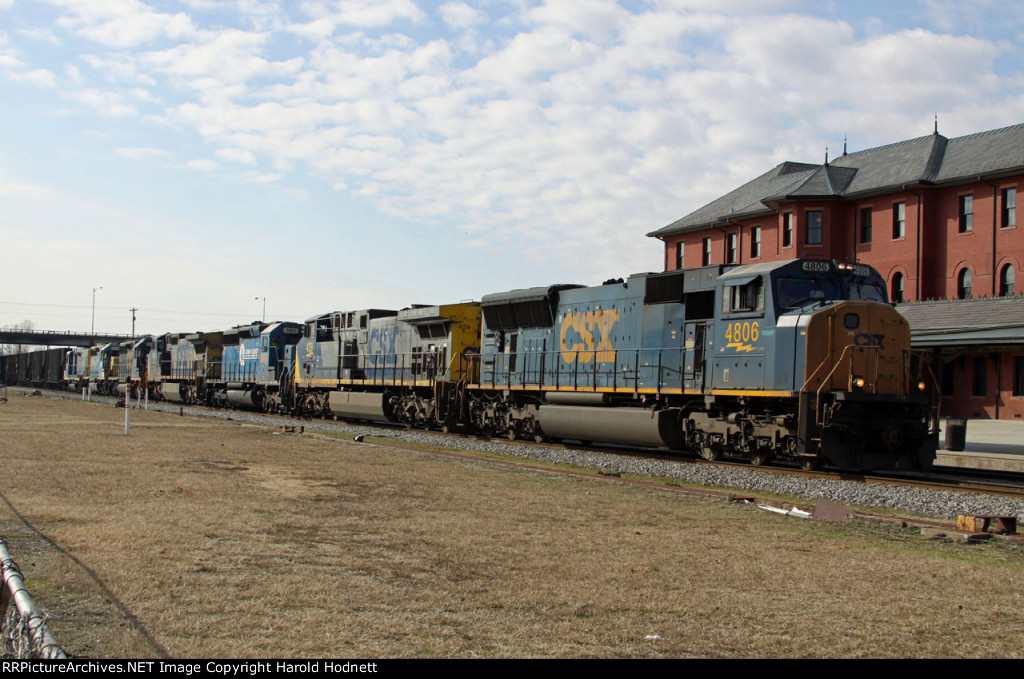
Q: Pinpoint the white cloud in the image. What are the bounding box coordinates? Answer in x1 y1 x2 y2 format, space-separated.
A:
0 170 58 198
215 147 257 164
115 147 170 160
47 0 196 48
236 170 283 183
182 158 218 171
288 0 427 38
63 88 138 116
10 67 58 87
439 2 485 30
139 28 304 83
18 27 60 44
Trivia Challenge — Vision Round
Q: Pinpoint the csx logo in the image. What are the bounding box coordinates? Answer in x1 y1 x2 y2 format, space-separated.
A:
560 309 620 363
369 327 397 355
855 332 885 349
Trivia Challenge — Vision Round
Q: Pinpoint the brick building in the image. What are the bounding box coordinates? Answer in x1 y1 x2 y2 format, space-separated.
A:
648 123 1024 302
647 123 1024 420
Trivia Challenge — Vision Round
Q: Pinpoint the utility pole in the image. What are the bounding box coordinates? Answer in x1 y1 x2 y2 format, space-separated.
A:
91 286 103 335
130 307 138 336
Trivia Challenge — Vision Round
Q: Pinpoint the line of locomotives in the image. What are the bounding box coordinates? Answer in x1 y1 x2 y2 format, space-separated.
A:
1 259 939 471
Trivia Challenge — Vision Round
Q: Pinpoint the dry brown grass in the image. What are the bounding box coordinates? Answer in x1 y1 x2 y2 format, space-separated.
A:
0 393 1022 658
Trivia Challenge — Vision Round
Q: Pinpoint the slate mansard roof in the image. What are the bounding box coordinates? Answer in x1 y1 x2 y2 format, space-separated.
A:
897 296 1024 348
649 123 1024 238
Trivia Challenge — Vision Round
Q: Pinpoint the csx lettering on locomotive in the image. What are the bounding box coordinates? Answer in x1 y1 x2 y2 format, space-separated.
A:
559 309 620 363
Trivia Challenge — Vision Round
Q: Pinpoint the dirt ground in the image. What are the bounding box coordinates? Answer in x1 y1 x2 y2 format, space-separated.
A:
0 393 1022 659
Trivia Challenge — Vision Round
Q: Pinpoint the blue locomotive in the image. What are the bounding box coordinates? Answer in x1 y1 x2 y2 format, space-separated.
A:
465 258 937 470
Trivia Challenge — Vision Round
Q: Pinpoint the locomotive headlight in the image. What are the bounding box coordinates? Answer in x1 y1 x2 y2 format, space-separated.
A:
853 376 866 389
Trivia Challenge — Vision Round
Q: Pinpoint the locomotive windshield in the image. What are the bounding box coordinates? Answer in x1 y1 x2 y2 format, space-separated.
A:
775 275 887 310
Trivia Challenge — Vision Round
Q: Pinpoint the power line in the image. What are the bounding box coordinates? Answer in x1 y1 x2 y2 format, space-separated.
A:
0 300 260 318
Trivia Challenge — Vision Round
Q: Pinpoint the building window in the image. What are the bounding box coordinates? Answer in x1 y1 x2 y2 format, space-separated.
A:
1000 264 1016 296
959 194 973 233
726 233 737 264
1015 356 1024 396
957 268 972 299
782 213 793 248
941 361 955 396
750 226 761 259
675 242 684 270
891 272 904 304
1003 187 1017 228
806 210 823 245
973 356 987 397
702 237 712 266
893 202 905 239
859 207 872 244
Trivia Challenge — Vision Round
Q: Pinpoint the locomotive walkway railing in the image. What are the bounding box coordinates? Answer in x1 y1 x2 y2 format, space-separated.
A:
461 347 688 393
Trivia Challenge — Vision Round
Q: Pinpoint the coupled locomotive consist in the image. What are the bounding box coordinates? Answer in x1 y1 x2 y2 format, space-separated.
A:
0 258 938 471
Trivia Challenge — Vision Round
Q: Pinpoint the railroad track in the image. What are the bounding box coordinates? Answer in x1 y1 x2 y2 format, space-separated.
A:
20 386 1024 504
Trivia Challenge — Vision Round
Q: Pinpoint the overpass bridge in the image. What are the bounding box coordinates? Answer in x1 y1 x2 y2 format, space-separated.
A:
0 329 136 348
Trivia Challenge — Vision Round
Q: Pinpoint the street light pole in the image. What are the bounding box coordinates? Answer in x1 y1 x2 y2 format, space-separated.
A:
255 296 265 323
91 286 103 335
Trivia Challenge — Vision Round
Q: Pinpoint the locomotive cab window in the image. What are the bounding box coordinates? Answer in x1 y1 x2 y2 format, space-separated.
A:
722 276 764 314
846 280 887 303
775 277 839 310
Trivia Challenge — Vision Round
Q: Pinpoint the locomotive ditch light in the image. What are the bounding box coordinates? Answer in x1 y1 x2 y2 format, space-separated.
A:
852 376 866 389
917 380 927 391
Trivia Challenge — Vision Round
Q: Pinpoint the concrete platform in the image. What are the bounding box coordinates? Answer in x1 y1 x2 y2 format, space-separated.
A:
935 419 1024 473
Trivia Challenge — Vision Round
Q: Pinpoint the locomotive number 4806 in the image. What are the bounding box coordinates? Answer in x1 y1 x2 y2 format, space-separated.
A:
724 321 760 352
725 321 759 344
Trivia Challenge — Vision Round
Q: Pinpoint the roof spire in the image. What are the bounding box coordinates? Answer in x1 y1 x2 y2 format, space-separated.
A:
843 135 848 156
934 113 939 135
824 144 829 166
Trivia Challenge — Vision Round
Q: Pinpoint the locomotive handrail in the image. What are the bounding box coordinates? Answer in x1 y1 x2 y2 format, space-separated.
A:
811 343 881 425
465 347 683 394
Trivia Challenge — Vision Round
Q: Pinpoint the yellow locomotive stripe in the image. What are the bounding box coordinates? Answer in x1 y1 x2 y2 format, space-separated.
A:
710 389 797 398
464 385 796 398
295 378 438 388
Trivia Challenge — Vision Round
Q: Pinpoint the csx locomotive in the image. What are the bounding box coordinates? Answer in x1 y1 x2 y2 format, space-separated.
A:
0 258 938 471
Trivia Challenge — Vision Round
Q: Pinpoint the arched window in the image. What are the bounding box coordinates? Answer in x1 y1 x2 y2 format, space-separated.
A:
957 268 972 299
891 272 904 304
1000 264 1016 296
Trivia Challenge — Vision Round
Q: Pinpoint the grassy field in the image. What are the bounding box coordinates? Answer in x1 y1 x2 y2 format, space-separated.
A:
0 393 1022 658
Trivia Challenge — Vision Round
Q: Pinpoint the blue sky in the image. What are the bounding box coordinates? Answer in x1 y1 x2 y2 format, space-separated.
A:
2 0 1024 336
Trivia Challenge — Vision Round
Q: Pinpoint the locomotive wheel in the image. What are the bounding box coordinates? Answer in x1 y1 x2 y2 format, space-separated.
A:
748 447 774 466
699 444 721 462
799 456 822 471
533 433 548 444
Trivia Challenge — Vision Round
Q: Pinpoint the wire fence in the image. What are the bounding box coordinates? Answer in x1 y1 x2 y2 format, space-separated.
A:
0 539 66 659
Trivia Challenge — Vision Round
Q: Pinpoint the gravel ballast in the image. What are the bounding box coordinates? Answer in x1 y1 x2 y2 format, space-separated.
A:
105 395 1024 525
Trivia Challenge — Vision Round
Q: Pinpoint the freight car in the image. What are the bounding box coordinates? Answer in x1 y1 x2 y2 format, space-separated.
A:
0 347 69 390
